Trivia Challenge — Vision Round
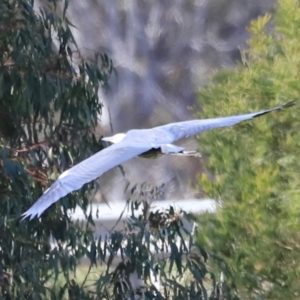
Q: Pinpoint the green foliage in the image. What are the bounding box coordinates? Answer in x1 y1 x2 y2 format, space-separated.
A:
0 1 223 299
87 184 222 300
0 0 113 298
195 0 300 299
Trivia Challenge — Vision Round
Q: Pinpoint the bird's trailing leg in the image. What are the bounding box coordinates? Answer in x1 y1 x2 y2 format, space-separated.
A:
171 150 202 157
160 144 201 157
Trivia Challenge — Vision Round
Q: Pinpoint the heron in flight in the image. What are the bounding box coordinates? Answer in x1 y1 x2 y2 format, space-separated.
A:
21 101 294 220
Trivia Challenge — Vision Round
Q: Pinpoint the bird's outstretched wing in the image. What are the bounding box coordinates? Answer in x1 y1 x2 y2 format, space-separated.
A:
21 142 150 220
159 101 295 142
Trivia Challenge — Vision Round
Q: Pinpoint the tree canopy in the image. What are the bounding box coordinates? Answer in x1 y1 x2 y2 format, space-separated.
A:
196 0 300 299
0 1 220 299
0 0 113 298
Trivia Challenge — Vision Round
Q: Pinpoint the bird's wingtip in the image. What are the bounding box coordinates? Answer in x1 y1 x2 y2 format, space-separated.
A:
20 209 39 221
20 212 30 221
20 213 29 222
282 100 296 108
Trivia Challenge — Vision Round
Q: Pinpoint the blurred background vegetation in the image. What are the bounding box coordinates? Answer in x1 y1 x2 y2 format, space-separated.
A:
58 0 277 202
0 0 299 299
196 0 300 299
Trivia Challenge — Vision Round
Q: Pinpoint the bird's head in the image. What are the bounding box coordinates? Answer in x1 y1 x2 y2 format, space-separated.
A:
102 133 126 144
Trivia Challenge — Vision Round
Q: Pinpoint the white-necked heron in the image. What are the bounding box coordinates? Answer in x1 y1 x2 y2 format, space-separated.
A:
21 101 294 220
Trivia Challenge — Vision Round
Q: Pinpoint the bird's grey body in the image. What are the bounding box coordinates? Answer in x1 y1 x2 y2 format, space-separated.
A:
21 101 294 220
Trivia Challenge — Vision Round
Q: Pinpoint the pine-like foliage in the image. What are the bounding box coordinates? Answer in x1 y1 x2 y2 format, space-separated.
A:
196 0 300 299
